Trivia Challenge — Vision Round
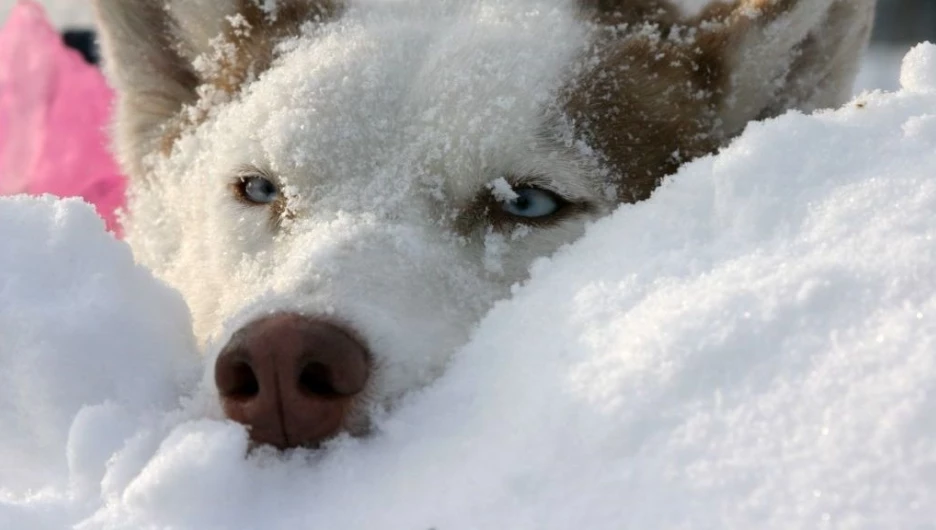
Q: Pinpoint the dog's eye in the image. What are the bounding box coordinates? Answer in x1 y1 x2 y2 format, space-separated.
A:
236 176 279 205
501 187 565 218
455 182 585 234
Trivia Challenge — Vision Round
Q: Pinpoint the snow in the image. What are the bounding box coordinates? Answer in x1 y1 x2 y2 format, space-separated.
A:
2 24 936 527
0 197 199 527
900 42 936 93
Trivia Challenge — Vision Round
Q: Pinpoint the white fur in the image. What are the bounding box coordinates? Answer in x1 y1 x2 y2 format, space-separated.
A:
124 0 601 412
95 0 875 420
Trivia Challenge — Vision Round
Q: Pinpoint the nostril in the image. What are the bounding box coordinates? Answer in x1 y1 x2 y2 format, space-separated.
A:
299 362 342 398
215 315 370 448
219 361 260 400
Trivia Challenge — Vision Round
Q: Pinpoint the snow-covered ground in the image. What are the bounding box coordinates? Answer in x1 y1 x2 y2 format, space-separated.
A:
3 2 936 529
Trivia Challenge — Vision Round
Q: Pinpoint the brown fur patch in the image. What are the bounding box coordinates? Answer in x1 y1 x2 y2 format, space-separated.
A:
210 0 342 95
691 0 800 52
566 0 837 202
159 0 342 155
578 0 681 27
564 5 727 202
565 52 720 202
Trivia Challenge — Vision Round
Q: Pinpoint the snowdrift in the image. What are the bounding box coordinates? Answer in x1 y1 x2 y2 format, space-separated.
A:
2 43 936 530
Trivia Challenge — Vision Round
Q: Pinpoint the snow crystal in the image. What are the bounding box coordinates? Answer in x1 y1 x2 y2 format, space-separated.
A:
487 177 519 202
2 15 936 530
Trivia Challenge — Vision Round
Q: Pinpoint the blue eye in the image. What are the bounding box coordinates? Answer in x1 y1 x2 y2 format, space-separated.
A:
238 176 279 205
501 187 563 218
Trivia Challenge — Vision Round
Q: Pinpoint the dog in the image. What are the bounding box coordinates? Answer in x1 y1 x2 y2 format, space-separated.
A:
93 0 875 449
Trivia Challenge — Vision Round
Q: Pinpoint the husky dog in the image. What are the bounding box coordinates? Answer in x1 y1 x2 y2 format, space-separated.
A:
93 0 875 449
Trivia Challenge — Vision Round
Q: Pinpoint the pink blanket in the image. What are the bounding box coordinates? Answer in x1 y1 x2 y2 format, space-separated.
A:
0 1 126 234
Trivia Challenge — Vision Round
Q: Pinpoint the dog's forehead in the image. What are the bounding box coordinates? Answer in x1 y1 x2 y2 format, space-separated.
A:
206 1 591 203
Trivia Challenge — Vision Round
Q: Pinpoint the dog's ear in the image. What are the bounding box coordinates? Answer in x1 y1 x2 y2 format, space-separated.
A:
698 0 876 136
567 0 874 202
93 0 340 177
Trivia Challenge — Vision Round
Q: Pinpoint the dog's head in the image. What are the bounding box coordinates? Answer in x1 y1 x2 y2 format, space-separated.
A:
94 0 873 448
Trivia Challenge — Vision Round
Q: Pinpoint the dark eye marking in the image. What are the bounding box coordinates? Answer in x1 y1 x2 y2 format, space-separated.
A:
233 174 280 205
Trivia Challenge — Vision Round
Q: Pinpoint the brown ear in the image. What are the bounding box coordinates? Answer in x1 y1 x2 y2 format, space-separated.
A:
566 0 875 203
94 0 341 178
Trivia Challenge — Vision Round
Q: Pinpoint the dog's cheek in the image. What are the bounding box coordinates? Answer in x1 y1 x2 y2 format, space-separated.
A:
483 218 594 282
165 190 280 341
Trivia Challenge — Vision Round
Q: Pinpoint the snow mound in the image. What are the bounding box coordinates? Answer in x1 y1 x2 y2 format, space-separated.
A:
900 41 936 93
3 45 936 530
0 197 198 527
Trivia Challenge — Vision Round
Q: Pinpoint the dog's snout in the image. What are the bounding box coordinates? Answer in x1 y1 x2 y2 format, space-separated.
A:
215 314 369 449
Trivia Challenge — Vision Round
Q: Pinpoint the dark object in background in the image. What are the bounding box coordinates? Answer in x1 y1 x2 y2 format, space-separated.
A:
62 29 99 65
873 0 936 44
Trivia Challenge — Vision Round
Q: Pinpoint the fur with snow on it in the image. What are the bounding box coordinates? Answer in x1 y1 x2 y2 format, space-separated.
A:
92 0 874 447
2 41 936 529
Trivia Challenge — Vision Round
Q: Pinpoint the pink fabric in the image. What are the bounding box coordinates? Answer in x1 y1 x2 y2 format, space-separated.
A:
0 0 126 235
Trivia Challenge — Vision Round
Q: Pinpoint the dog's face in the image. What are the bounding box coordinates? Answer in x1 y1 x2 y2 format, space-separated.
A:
95 0 874 447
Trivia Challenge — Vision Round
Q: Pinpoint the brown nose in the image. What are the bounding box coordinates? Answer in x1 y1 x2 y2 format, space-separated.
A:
214 314 369 449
